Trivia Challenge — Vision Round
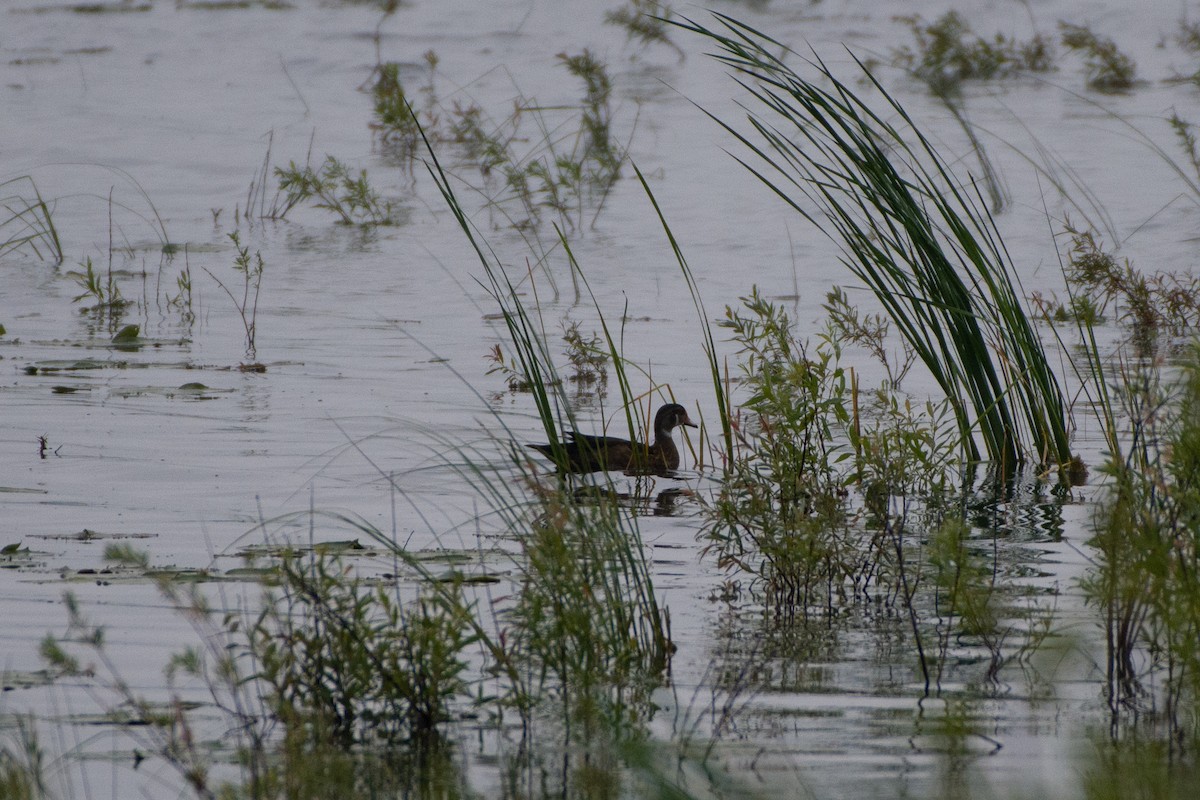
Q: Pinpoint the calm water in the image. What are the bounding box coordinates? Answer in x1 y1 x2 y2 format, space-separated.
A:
2 0 1196 797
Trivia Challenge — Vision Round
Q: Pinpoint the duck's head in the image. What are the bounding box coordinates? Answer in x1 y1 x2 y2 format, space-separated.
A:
655 403 698 434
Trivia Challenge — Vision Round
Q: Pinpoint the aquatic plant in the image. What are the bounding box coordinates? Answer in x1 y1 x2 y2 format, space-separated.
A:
0 176 62 263
275 154 395 225
1169 112 1200 184
561 318 609 387
679 13 1075 474
1059 22 1137 92
1083 346 1200 749
1032 223 1200 356
0 717 46 800
436 50 629 239
705 289 856 610
251 551 475 749
892 11 1053 94
202 231 264 363
368 58 435 163
823 285 916 389
605 0 684 59
67 255 128 317
166 249 194 322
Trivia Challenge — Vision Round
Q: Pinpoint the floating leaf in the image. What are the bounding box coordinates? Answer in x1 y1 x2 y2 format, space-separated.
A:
112 324 140 342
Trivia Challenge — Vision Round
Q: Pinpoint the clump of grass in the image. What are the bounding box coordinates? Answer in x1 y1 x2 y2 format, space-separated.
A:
202 231 264 363
892 11 1053 94
1 176 63 263
1059 21 1137 92
679 13 1074 474
508 487 671 740
605 0 684 59
275 155 395 225
0 717 47 800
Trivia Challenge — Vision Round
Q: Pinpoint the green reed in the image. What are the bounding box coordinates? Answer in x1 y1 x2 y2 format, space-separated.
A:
678 13 1074 475
0 176 62 263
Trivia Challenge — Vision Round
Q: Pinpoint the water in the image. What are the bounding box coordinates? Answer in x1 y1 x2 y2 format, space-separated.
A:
2 0 1196 797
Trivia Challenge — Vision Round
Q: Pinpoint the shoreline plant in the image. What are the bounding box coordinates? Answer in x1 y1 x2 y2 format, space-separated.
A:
678 13 1075 475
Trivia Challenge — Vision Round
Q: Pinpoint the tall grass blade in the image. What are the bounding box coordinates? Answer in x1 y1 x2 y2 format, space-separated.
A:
677 13 1073 471
1 176 63 264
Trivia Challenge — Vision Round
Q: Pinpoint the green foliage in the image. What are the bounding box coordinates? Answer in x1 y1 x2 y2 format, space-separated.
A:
508 490 671 738
1169 112 1200 184
370 61 422 160
0 717 47 800
824 286 915 389
203 231 265 362
251 552 475 749
275 155 395 225
604 0 683 57
67 255 128 313
1081 348 1200 748
893 11 1053 94
1059 22 1137 92
1041 223 1200 354
0 176 62 264
561 319 609 387
705 289 962 616
679 13 1074 473
435 49 628 237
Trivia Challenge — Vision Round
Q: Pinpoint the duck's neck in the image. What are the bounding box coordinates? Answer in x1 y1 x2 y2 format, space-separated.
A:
652 428 679 465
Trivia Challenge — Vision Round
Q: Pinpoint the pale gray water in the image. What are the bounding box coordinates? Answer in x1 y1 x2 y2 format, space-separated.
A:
2 0 1197 797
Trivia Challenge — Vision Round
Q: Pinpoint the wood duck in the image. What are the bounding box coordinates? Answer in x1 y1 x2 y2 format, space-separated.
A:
528 403 698 475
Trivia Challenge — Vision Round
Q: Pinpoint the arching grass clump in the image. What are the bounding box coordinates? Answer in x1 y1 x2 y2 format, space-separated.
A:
678 13 1075 475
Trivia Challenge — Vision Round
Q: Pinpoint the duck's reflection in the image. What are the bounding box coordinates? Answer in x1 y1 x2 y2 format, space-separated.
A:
568 484 696 517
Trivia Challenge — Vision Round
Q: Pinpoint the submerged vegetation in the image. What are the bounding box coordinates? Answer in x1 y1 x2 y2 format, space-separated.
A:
892 11 1053 93
1059 21 1138 92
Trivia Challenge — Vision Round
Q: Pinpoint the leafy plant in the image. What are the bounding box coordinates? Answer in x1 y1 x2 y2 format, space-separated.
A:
275 155 395 225
67 255 128 316
1083 346 1200 747
1059 22 1137 92
369 60 426 162
203 231 264 362
605 0 684 58
893 11 1053 94
251 551 475 749
561 319 609 387
1036 223 1200 355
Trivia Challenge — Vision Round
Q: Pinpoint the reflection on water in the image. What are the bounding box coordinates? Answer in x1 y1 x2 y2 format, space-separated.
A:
569 483 698 517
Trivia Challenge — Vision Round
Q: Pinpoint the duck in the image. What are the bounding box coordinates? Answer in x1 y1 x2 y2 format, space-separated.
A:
528 403 698 475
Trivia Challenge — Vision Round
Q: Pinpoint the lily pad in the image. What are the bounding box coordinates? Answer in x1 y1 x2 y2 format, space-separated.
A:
25 358 125 374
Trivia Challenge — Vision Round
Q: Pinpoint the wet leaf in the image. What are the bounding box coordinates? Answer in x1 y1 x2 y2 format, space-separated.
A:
112 324 140 342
